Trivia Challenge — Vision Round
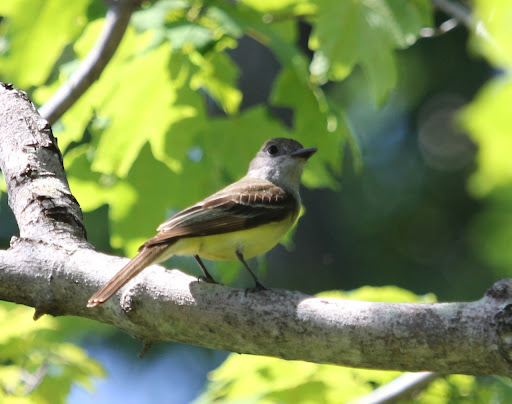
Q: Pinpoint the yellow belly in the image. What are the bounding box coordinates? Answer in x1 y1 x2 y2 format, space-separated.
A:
167 217 295 261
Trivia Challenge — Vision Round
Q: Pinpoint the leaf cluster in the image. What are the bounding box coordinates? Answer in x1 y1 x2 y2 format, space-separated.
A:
0 303 103 404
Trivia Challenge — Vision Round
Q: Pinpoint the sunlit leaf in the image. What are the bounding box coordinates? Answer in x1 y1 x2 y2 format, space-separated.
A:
238 0 314 15
309 0 432 103
33 22 156 152
91 44 178 176
472 0 512 68
0 0 91 88
190 50 242 114
469 185 512 276
0 303 103 403
460 78 512 196
318 285 437 303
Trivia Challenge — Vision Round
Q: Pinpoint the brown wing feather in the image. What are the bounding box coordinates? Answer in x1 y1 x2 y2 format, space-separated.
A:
141 180 298 249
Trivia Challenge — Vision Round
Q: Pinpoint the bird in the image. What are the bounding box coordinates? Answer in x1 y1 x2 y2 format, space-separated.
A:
87 138 316 307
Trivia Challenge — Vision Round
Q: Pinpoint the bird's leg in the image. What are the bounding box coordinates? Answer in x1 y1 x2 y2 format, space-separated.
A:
194 255 218 284
236 250 266 291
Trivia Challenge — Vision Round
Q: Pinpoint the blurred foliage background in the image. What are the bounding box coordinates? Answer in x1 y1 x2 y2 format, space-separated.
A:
1 0 512 402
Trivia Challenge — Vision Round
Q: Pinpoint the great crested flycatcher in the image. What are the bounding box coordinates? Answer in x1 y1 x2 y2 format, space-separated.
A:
87 138 316 307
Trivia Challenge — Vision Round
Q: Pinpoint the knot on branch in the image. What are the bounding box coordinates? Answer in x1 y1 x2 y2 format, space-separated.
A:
35 193 87 238
486 279 512 301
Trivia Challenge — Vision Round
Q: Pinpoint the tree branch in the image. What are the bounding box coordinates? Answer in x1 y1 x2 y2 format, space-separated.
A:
430 0 494 43
1 83 512 377
349 372 439 404
0 84 86 242
431 0 473 29
38 0 141 124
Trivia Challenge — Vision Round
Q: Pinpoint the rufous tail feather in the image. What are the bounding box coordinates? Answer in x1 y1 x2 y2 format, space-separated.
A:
87 245 169 307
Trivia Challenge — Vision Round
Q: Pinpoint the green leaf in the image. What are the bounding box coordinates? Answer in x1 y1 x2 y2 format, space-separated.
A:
0 303 103 403
190 50 242 114
460 78 512 196
167 23 215 50
217 2 311 83
91 44 180 177
309 0 432 103
469 185 512 277
472 0 512 68
65 144 176 255
114 143 183 254
318 285 437 303
458 3 512 279
33 22 157 153
131 0 189 32
238 0 315 15
0 0 91 88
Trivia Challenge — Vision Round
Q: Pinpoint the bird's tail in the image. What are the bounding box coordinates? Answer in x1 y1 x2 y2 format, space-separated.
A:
87 244 170 307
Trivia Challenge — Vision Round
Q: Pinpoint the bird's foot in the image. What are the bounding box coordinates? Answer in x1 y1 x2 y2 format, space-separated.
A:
248 281 267 292
198 275 219 284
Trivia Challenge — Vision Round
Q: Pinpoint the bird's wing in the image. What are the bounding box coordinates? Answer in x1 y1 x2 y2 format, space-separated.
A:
140 178 299 250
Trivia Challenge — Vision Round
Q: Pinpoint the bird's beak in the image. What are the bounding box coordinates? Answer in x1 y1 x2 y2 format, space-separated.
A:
291 147 317 160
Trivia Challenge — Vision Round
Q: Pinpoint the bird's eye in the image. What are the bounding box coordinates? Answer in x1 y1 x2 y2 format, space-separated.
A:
267 145 279 156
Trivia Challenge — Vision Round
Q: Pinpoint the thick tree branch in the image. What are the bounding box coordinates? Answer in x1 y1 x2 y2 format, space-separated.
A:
0 84 86 242
38 0 141 124
1 83 512 377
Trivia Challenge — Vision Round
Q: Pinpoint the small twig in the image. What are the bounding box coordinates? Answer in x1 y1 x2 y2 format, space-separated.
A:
430 0 494 44
5 360 49 396
349 372 439 404
39 0 140 124
420 18 458 38
19 361 49 396
431 0 473 29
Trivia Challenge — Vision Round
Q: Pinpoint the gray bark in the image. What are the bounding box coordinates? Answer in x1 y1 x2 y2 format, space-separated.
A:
1 83 512 377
